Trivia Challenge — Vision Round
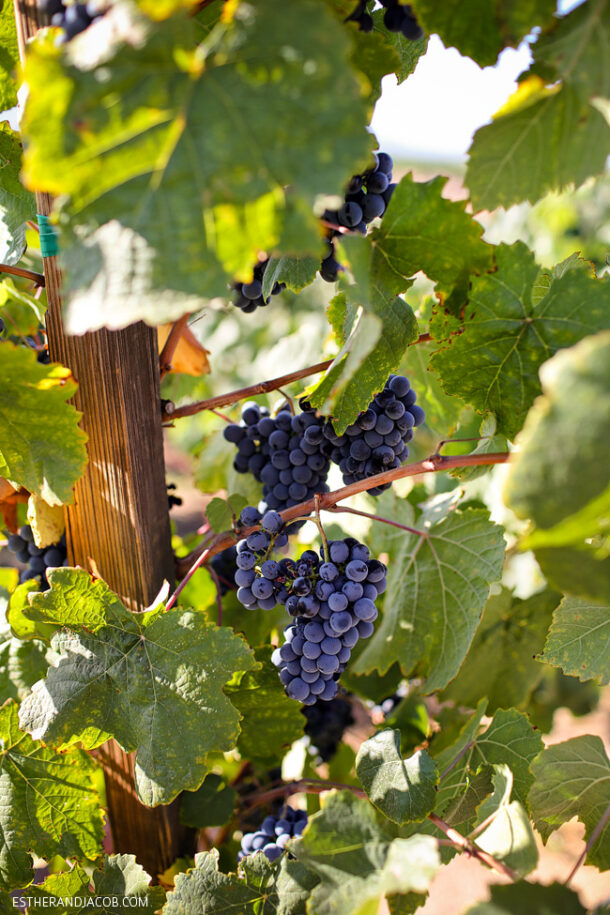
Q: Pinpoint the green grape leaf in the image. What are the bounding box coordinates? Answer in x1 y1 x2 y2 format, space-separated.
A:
205 497 234 535
179 773 236 830
529 735 610 870
400 339 464 438
165 850 282 914
0 278 46 336
22 854 165 914
441 587 561 713
22 1 372 333
368 174 492 298
473 765 538 877
504 330 610 600
0 0 18 111
276 857 320 915
0 627 48 703
0 125 36 266
354 508 505 691
0 699 104 891
466 83 610 211
329 1 425 90
444 767 494 828
372 9 428 83
540 596 610 685
326 292 351 348
0 342 88 505
430 244 610 440
293 791 440 915
464 882 586 915
433 704 543 815
355 730 438 824
226 646 306 764
262 255 320 297
536 548 610 609
307 235 418 433
412 0 556 67
18 568 256 806
533 0 610 104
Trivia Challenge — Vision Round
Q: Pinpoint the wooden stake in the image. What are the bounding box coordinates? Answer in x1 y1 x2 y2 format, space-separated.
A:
13 0 191 880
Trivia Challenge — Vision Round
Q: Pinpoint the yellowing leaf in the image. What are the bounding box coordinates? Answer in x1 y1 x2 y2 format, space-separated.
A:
157 323 210 376
27 494 65 548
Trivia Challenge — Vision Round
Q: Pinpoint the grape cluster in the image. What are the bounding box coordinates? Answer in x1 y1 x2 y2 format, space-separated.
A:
224 402 330 517
234 507 290 610
209 546 238 596
346 1 423 39
40 0 108 42
238 807 307 863
321 152 396 284
272 538 387 704
302 695 354 762
379 0 424 40
6 524 67 589
345 0 373 32
233 259 286 314
319 373 425 494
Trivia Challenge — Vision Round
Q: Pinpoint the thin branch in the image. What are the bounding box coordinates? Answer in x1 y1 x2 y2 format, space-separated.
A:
159 313 192 379
163 333 432 420
427 813 518 881
0 263 45 286
174 451 509 579
168 546 212 610
438 741 475 782
166 360 333 420
327 504 427 538
565 800 610 885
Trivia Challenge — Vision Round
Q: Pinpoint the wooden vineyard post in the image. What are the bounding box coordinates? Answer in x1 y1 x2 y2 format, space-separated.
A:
14 0 192 879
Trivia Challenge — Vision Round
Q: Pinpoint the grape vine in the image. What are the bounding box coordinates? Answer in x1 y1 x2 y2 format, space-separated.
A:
1 0 607 909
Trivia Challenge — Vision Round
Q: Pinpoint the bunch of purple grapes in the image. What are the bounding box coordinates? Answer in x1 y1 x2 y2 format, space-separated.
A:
318 373 425 494
346 0 424 40
302 695 354 762
39 0 108 42
233 259 286 314
321 152 396 283
379 0 424 39
6 524 67 589
238 806 307 863
271 537 387 705
223 401 331 517
234 506 290 611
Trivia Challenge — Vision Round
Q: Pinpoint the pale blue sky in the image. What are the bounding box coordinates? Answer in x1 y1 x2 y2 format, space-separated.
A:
371 0 582 162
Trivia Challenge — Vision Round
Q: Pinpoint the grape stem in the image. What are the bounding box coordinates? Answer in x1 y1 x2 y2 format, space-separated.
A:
0 262 45 286
173 451 509 582
162 333 432 421
242 778 519 880
159 313 192 379
314 494 330 563
427 813 518 881
438 740 475 782
326 504 427 538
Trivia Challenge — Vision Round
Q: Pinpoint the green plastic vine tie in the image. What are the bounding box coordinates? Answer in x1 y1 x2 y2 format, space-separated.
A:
37 214 59 258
